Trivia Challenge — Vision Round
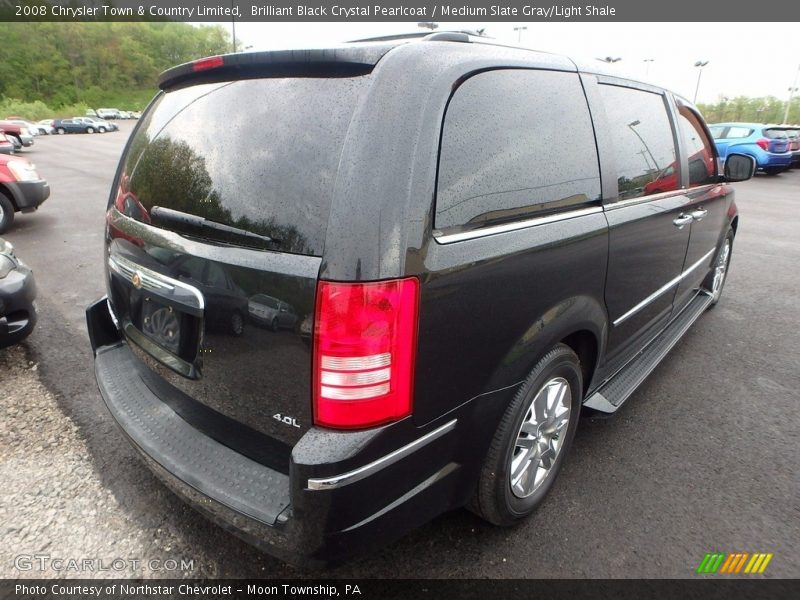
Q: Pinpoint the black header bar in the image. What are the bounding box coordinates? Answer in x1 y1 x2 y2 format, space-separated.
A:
1 0 795 22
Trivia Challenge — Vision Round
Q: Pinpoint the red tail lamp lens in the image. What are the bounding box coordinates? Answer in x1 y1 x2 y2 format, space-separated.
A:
313 278 419 429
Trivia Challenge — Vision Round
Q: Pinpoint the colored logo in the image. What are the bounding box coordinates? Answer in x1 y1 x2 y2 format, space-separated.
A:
696 552 773 574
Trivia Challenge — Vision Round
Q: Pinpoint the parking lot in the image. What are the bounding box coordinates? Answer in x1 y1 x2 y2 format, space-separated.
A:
1 123 798 578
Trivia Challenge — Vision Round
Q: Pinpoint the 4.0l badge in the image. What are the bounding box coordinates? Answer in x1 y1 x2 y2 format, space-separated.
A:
273 413 300 428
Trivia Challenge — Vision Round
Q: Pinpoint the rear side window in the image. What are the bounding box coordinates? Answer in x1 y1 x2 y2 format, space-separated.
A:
725 126 753 139
116 76 369 256
676 105 717 187
435 69 601 232
599 84 678 199
708 126 725 139
254 294 278 309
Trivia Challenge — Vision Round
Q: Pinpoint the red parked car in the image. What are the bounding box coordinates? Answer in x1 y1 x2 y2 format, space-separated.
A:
0 153 50 233
0 131 15 155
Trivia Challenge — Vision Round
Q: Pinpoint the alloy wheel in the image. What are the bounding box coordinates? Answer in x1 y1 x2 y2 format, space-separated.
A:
712 239 731 301
509 377 572 498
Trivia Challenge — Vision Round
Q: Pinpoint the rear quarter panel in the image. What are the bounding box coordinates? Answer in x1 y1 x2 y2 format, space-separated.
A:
319 43 610 427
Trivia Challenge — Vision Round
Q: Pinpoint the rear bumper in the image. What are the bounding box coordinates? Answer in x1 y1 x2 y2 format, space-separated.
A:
87 297 476 565
755 150 793 168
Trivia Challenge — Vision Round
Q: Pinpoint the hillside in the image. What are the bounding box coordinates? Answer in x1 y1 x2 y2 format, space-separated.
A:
0 22 232 112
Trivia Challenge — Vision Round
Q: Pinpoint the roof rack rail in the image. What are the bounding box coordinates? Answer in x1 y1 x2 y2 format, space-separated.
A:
348 30 487 44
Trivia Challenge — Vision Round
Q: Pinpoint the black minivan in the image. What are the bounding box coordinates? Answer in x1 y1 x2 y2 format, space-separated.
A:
87 33 754 565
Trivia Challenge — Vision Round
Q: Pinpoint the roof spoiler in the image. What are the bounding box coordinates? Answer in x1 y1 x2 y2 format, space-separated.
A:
158 46 390 90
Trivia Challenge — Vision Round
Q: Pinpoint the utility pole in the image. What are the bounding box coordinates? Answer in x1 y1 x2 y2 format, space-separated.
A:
783 64 800 124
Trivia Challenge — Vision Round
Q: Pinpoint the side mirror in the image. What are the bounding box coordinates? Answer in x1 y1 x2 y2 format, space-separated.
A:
723 154 756 182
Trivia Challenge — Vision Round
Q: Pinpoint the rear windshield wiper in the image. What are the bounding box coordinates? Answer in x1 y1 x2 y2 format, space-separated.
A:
150 206 280 247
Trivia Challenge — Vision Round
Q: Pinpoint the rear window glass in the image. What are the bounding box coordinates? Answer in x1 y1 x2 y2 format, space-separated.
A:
115 76 369 255
764 129 788 139
435 69 601 232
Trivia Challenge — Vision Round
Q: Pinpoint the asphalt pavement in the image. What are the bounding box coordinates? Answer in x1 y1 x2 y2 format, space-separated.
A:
1 123 798 578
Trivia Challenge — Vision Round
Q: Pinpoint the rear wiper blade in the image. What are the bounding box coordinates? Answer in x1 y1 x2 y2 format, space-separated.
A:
150 206 280 246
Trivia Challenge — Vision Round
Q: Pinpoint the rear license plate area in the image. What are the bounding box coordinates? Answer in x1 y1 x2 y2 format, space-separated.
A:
140 297 182 354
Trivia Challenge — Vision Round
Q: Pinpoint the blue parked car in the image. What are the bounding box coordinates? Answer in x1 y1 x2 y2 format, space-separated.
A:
708 122 793 175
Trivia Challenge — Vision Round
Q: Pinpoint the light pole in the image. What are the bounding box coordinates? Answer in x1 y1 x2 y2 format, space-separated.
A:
693 60 709 104
513 26 528 43
628 120 660 172
782 64 800 124
230 0 236 52
643 58 654 77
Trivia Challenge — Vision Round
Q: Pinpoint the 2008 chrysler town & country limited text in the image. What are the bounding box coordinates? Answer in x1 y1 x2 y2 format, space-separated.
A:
86 32 754 566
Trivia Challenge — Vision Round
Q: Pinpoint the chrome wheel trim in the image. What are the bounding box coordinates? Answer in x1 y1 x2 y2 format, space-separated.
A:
712 239 731 301
0 202 4 221
510 377 572 499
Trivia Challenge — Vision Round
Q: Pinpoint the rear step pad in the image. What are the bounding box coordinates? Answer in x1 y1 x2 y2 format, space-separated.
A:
585 292 713 413
95 343 291 526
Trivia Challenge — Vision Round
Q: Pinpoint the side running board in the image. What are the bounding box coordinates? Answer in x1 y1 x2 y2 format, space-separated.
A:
585 292 713 413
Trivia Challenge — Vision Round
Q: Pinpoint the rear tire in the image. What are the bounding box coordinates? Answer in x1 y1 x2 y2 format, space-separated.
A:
230 311 244 336
270 317 279 332
57 128 65 135
86 127 95 134
471 344 582 526
0 192 15 234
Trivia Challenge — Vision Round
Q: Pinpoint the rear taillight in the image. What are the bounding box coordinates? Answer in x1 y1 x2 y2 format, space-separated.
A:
755 138 770 151
313 278 419 429
192 55 224 72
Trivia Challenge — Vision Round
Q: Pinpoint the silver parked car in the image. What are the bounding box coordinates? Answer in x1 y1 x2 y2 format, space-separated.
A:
74 117 118 133
247 294 298 331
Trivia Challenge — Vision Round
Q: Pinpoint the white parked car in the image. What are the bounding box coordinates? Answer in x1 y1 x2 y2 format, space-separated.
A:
34 120 55 135
96 108 121 120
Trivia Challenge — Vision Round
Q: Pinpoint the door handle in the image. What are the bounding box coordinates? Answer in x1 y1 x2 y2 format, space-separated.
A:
690 208 708 220
673 214 693 229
